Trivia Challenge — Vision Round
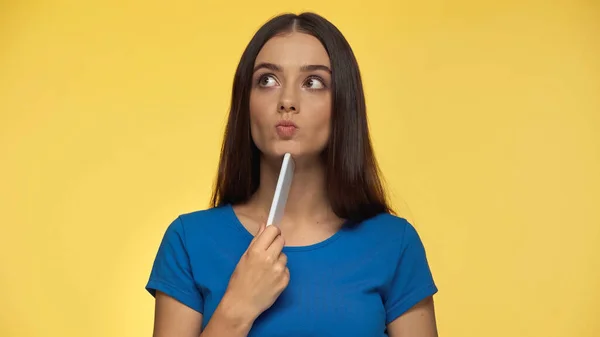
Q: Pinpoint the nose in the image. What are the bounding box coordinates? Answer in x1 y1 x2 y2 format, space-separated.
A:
279 102 297 113
278 88 299 113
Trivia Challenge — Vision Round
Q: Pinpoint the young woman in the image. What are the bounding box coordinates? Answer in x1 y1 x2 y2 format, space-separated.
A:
146 12 438 337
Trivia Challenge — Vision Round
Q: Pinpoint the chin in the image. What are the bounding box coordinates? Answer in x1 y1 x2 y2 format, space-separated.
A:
268 148 301 158
255 137 327 160
265 144 323 161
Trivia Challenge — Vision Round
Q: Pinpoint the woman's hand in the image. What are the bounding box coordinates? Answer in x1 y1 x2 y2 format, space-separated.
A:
219 222 290 324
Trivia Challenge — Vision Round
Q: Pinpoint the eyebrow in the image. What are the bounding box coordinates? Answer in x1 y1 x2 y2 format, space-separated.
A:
253 62 332 74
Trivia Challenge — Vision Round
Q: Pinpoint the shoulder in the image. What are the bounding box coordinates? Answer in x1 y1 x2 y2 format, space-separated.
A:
178 205 232 227
353 212 417 245
163 205 234 244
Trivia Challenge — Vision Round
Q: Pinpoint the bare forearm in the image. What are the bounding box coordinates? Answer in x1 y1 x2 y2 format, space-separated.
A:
200 295 256 337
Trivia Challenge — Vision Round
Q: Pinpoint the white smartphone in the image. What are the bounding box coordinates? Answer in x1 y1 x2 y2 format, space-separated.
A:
266 153 295 226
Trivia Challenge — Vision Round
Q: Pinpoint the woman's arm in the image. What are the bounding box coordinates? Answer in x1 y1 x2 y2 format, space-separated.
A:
153 291 254 337
386 296 438 337
152 291 202 337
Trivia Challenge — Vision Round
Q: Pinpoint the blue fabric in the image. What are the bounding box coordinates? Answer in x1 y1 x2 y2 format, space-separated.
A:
146 204 438 335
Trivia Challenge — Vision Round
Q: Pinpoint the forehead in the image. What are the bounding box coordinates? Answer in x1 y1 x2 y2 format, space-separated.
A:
255 32 330 67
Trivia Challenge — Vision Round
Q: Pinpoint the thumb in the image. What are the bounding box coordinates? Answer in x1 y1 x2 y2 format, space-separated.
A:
258 222 267 235
251 222 267 243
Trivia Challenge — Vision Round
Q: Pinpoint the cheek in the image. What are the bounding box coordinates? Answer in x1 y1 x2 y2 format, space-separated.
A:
249 92 275 144
249 93 260 121
311 96 332 124
250 89 279 115
318 115 332 141
305 97 332 141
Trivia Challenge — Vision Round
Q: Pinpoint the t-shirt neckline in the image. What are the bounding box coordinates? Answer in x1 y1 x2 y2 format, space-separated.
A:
223 203 347 253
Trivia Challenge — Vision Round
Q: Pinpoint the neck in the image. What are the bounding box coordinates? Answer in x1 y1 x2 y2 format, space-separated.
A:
248 154 338 226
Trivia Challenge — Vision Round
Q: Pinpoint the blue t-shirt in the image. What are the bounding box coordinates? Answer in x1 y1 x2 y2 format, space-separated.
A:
146 204 437 335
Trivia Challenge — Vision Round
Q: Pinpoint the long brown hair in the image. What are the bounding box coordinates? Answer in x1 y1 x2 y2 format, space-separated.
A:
210 12 392 224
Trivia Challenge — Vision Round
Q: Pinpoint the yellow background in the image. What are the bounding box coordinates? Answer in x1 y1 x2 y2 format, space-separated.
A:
1 0 599 336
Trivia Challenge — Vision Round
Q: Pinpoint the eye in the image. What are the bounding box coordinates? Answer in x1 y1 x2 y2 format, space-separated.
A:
304 76 325 89
258 74 278 87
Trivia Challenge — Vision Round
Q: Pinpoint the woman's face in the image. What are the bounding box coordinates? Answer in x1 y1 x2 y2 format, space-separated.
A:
249 32 332 161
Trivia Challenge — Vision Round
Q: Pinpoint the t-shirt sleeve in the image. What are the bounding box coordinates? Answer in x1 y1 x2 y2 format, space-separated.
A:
383 222 438 324
145 216 204 313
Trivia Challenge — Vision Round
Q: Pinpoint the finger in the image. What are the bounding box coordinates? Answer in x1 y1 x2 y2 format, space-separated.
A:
250 222 267 245
258 222 266 234
266 234 285 258
252 225 281 251
278 252 288 266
